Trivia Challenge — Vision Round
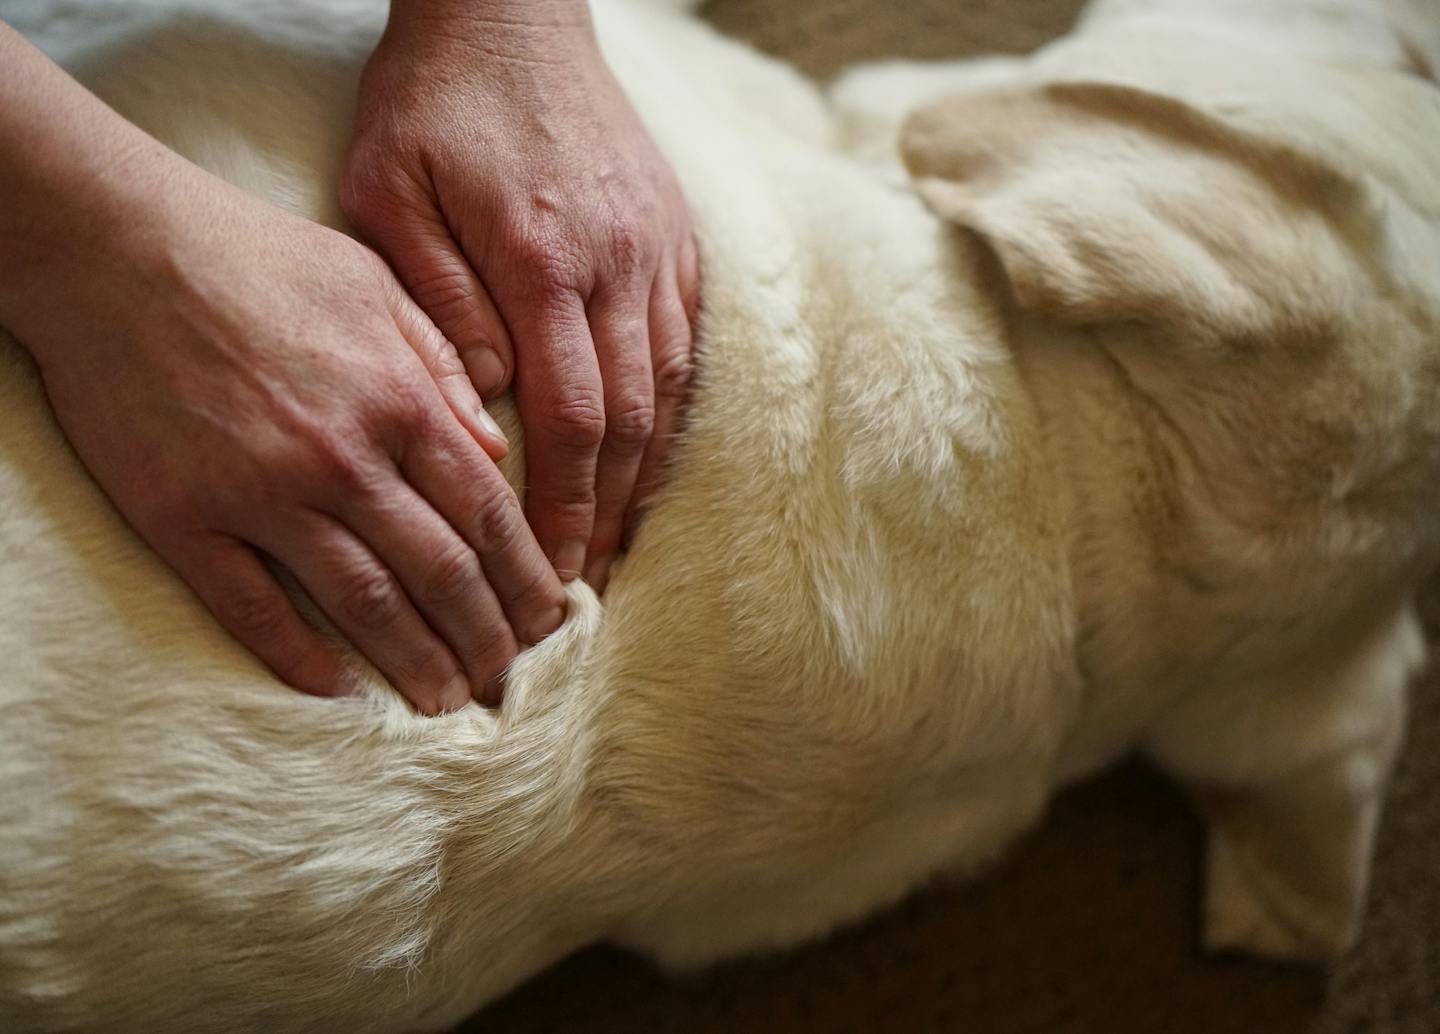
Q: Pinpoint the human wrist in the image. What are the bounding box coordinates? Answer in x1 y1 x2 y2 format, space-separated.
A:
0 24 214 363
0 133 210 367
380 0 597 60
388 0 593 29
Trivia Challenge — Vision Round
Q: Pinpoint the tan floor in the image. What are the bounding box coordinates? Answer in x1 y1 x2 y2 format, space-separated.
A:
463 2 1440 1030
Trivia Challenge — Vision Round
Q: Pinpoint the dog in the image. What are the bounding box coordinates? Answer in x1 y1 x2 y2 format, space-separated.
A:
3 0 1439 1029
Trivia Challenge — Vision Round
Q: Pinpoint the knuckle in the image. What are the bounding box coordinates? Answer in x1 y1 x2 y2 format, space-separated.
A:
226 586 288 640
359 389 433 454
543 491 597 527
307 432 379 494
512 232 554 271
468 489 525 554
605 394 655 448
653 343 693 400
515 233 582 294
544 395 607 453
406 270 481 332
390 390 438 439
426 342 470 386
336 564 405 632
420 545 482 605
606 222 646 278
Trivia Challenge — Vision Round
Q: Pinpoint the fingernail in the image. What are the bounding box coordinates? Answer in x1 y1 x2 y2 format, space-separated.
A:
474 405 507 448
554 540 586 582
465 347 507 399
583 555 611 592
479 674 505 708
520 602 566 646
437 672 472 715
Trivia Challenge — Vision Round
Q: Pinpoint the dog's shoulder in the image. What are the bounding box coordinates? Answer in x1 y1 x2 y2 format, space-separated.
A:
900 51 1440 542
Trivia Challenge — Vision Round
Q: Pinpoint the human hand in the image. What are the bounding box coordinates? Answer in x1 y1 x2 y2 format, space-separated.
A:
342 0 699 590
19 171 566 714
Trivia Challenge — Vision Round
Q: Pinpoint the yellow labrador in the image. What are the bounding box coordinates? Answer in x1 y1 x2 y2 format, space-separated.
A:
2 0 1438 1029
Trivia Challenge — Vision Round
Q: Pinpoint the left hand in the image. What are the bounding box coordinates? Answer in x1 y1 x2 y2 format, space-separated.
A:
342 0 699 591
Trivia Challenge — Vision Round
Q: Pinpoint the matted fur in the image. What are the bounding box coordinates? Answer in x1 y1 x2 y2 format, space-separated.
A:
1 0 1438 1029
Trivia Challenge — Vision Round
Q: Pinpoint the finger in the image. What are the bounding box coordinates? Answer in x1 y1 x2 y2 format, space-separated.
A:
625 271 693 549
583 280 654 589
331 474 520 704
678 231 701 325
170 535 353 698
262 512 471 716
508 290 605 581
362 203 516 401
399 418 566 663
383 275 508 462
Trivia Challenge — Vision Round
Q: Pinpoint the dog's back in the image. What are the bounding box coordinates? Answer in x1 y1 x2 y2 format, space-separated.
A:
3 0 1439 1029
0 2 1078 1028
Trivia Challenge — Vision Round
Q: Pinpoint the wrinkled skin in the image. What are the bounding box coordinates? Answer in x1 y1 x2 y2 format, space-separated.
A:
343 0 700 591
0 0 698 714
25 160 566 712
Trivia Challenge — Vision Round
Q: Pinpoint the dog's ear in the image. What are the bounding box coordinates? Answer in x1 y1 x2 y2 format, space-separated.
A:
900 80 1385 353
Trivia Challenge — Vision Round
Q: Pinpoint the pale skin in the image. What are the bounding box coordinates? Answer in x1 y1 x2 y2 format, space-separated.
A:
0 3 696 714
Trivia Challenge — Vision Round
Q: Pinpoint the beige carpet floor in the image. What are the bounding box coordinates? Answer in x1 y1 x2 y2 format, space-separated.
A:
462 2 1440 1030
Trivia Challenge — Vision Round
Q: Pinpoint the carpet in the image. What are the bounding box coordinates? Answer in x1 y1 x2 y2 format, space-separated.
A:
462 2 1440 1030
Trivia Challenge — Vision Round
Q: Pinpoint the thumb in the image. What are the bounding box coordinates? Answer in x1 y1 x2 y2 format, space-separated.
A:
382 274 511 463
391 225 516 401
350 191 516 400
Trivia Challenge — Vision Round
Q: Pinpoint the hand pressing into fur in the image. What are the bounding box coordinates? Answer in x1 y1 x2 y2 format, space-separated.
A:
37 196 566 712
342 0 700 590
0 20 566 712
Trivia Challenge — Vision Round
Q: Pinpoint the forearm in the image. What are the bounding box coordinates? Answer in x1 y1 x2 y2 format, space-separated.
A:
0 22 201 356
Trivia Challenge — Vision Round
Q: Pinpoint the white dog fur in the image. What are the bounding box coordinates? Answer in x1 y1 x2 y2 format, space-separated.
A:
2 0 1439 1029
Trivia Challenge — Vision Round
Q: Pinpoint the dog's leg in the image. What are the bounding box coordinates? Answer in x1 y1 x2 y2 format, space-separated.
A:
1141 605 1423 960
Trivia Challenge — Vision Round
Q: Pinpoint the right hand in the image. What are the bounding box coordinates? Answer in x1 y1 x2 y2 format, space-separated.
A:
342 2 700 592
21 171 566 714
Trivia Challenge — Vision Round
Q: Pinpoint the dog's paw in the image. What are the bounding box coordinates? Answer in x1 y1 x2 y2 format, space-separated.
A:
1202 829 1357 962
